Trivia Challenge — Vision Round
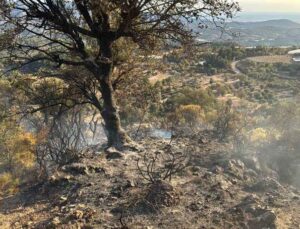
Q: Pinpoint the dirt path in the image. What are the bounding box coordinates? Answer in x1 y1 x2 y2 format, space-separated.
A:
231 55 292 75
231 60 242 74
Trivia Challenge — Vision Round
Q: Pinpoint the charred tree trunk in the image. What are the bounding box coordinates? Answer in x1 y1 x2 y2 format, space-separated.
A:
100 77 130 149
98 39 131 149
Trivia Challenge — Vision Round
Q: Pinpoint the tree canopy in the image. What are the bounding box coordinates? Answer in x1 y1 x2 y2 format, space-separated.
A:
0 0 239 148
0 0 239 68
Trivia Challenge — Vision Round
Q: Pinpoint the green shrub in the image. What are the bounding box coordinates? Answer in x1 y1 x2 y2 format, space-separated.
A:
0 173 19 195
0 122 37 196
175 105 204 127
164 88 217 113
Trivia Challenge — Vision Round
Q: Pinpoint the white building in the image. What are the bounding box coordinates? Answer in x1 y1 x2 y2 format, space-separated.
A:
288 49 300 62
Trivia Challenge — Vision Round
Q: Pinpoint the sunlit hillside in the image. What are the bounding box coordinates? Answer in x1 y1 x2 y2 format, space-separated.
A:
0 1 299 228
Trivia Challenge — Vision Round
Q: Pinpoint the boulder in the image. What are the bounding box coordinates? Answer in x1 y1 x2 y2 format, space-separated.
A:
218 159 246 180
246 178 284 193
248 210 277 229
232 195 277 229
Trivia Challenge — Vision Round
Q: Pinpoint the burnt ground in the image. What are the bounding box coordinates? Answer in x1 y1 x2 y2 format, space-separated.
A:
0 134 300 229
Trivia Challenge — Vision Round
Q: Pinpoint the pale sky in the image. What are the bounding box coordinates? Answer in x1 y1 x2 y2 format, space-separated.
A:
238 0 300 12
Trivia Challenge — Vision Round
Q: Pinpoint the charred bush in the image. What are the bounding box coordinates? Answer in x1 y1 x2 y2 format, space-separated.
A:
137 145 190 183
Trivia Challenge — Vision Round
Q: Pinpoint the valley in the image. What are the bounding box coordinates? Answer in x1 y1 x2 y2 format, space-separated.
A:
195 19 300 46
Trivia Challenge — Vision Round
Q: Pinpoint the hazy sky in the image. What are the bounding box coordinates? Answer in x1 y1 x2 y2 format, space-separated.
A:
238 0 300 12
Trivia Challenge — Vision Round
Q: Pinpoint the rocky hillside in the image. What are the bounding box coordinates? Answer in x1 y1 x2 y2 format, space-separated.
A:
0 132 299 228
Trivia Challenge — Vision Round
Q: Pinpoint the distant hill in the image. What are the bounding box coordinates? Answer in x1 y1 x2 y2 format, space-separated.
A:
229 19 300 29
196 19 300 47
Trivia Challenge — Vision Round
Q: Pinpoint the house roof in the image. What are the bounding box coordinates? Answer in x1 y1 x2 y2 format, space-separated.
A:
288 49 300 55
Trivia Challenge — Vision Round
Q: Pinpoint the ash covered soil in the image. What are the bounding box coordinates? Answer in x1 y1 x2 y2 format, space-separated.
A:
1 133 299 229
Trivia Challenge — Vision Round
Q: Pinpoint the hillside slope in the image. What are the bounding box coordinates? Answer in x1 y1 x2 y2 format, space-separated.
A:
0 134 299 228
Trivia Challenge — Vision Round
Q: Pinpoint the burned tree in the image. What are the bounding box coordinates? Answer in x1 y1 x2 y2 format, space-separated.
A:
0 0 239 149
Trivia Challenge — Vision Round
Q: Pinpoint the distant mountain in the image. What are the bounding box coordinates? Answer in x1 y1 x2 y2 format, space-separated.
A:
196 19 300 47
235 12 300 23
229 19 300 29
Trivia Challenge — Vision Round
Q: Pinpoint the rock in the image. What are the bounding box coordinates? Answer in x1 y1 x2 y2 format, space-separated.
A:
203 171 214 179
60 196 68 201
236 194 260 207
218 179 232 191
110 180 135 197
59 196 68 205
66 206 97 222
246 178 284 193
233 195 277 229
248 210 277 229
105 148 124 160
242 155 261 172
227 159 245 170
190 165 202 173
203 172 232 191
51 217 61 226
82 208 96 221
48 174 72 186
126 179 135 188
198 137 209 144
25 221 34 227
62 163 105 175
105 147 119 154
219 159 246 179
211 165 224 174
12 222 21 229
245 169 258 178
71 209 84 220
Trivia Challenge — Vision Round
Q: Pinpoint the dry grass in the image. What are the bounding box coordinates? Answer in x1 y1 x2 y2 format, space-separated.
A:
247 55 292 64
149 72 170 85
